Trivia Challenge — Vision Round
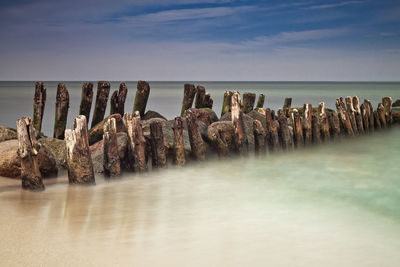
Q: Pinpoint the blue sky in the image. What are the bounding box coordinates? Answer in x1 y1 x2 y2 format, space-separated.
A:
0 0 399 81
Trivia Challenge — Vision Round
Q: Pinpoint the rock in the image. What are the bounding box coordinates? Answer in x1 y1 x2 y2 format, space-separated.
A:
183 108 218 126
393 112 400 124
90 132 128 173
0 140 58 179
247 110 267 131
220 112 255 145
142 110 167 121
393 99 400 107
0 126 17 142
88 113 126 145
38 137 67 169
206 121 237 155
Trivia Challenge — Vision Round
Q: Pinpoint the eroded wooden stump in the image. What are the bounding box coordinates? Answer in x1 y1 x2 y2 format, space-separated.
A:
382 97 393 125
283 98 292 117
253 120 266 155
110 82 128 116
134 80 150 117
345 96 358 135
242 92 256 113
195 85 206 108
125 112 147 172
54 83 70 140
103 117 121 177
352 96 364 134
265 108 280 152
292 109 304 148
302 104 313 145
181 83 197 116
231 92 249 155
312 114 321 144
91 81 111 128
365 99 375 131
278 112 292 151
256 94 265 109
328 111 341 140
319 102 330 142
173 117 186 166
361 103 370 133
33 82 46 133
17 117 45 191
377 103 387 128
336 98 354 136
79 82 93 124
65 115 95 185
150 121 167 168
221 91 233 116
186 109 206 161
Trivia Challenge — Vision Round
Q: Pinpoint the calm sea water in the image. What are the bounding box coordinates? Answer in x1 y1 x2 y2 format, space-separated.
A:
0 81 399 136
1 81 400 266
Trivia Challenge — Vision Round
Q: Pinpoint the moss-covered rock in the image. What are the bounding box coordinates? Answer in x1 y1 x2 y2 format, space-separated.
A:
220 112 255 145
142 110 167 121
88 113 126 145
0 126 17 143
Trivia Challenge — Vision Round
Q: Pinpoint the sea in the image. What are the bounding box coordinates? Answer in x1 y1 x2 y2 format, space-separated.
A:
0 81 400 266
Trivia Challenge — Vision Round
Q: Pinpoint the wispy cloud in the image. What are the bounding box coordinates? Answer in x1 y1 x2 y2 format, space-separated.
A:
304 1 364 10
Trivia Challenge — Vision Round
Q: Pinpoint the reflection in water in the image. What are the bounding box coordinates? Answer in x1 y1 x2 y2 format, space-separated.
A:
1 128 400 266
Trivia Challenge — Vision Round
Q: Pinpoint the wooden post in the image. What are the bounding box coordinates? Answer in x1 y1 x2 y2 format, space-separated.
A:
186 109 206 161
133 80 150 117
364 99 375 131
373 110 381 129
150 121 167 168
91 81 111 128
352 96 364 134
312 114 321 144
16 117 45 191
382 97 393 125
173 117 186 166
79 82 93 124
195 85 206 108
377 103 387 128
292 109 304 148
242 92 256 113
265 108 280 152
303 104 313 145
124 112 147 172
345 96 358 135
221 91 233 116
231 92 249 155
110 82 128 116
318 102 330 142
103 117 121 177
278 112 292 151
360 103 370 133
65 115 95 185
54 82 70 140
204 93 213 109
256 94 265 109
328 111 341 140
181 83 197 116
283 98 292 117
336 98 354 136
33 82 46 133
253 120 266 155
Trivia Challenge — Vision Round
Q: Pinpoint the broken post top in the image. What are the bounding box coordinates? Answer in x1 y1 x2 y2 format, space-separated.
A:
91 81 111 128
33 81 47 133
133 80 150 117
181 83 197 116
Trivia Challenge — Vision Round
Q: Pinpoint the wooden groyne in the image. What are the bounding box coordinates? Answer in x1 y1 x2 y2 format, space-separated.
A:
14 81 400 191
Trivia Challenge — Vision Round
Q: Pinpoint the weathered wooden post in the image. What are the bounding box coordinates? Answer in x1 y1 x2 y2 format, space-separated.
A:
242 92 256 113
319 102 330 142
377 103 387 128
65 115 95 185
103 117 121 177
265 108 279 152
221 91 233 116
150 121 167 168
312 114 321 144
283 98 292 117
133 80 150 117
292 109 304 148
186 109 206 161
231 92 249 155
181 83 197 116
256 94 265 109
33 82 46 133
195 85 206 108
204 93 213 109
79 82 93 124
124 112 147 172
54 82 70 139
303 104 313 145
253 120 266 155
328 111 341 140
173 117 186 166
352 96 364 134
365 99 375 131
110 82 128 116
16 117 45 191
91 81 111 128
382 97 393 125
278 112 292 151
336 98 354 136
360 103 370 133
345 96 358 135
373 110 382 129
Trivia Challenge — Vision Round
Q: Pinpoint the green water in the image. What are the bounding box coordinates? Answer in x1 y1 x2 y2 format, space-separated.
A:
1 128 400 266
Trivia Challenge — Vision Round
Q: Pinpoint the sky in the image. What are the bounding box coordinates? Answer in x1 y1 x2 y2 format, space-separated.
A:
0 0 399 81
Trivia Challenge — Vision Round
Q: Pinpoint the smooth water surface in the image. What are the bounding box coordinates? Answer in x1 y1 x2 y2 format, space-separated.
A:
1 128 400 266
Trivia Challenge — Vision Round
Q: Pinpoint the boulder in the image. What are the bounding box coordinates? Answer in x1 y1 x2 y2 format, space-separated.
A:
393 99 400 107
142 110 167 121
90 132 128 173
220 112 255 145
38 137 67 169
88 113 126 145
206 121 237 154
0 139 58 179
0 126 17 142
183 108 218 126
247 110 267 131
393 112 400 124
